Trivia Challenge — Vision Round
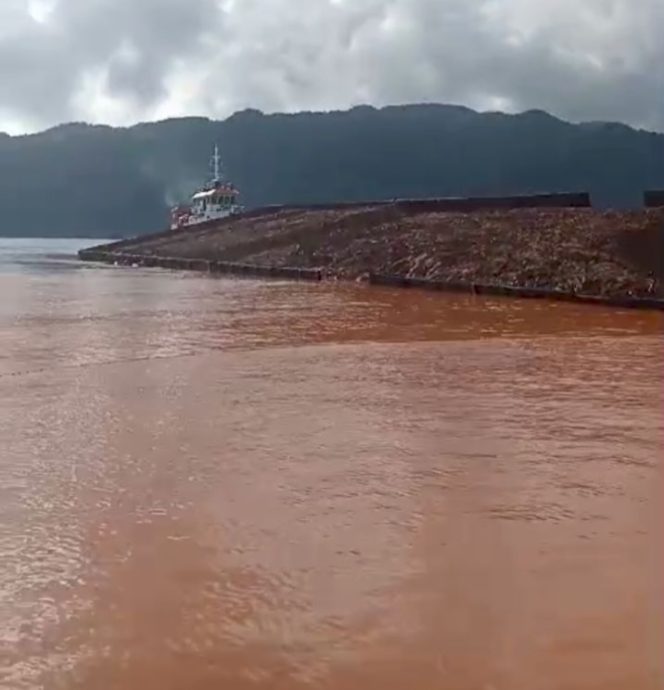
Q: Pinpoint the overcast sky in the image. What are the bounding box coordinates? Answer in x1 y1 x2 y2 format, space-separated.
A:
1 0 662 135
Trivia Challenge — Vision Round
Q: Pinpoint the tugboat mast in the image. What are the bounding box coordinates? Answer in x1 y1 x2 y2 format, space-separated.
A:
211 144 222 183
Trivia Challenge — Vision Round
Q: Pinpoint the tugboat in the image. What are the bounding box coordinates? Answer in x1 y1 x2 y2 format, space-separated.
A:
170 145 243 230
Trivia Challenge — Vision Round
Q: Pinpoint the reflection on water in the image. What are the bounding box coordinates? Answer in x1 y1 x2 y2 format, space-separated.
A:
1 240 663 690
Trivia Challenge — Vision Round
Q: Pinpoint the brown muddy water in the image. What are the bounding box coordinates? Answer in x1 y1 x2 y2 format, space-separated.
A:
1 239 663 690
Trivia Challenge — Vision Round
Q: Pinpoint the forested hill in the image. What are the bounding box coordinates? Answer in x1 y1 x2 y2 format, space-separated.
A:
1 104 663 237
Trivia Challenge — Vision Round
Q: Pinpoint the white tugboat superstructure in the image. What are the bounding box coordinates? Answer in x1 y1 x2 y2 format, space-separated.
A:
170 145 242 230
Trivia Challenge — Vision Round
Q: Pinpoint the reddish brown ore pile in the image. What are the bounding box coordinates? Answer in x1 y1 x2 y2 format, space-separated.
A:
106 205 664 298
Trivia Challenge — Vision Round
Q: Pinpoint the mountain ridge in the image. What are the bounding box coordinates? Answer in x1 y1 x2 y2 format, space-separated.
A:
1 103 663 237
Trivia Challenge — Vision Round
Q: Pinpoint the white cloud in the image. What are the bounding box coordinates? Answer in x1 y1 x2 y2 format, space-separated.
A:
0 0 662 134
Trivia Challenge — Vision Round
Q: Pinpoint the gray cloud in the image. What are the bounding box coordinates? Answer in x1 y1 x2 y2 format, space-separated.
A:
0 0 662 134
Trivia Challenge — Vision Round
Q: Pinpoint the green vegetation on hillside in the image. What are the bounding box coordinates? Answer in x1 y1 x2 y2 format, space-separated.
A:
1 105 663 237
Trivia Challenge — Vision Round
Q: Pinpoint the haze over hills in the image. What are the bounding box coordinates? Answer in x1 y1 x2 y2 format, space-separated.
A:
1 104 663 238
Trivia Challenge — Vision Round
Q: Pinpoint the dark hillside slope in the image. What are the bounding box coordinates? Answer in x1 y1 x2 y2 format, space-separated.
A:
2 105 663 237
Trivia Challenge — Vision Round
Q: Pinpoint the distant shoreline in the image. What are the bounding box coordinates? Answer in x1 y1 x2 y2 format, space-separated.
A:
0 234 121 241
